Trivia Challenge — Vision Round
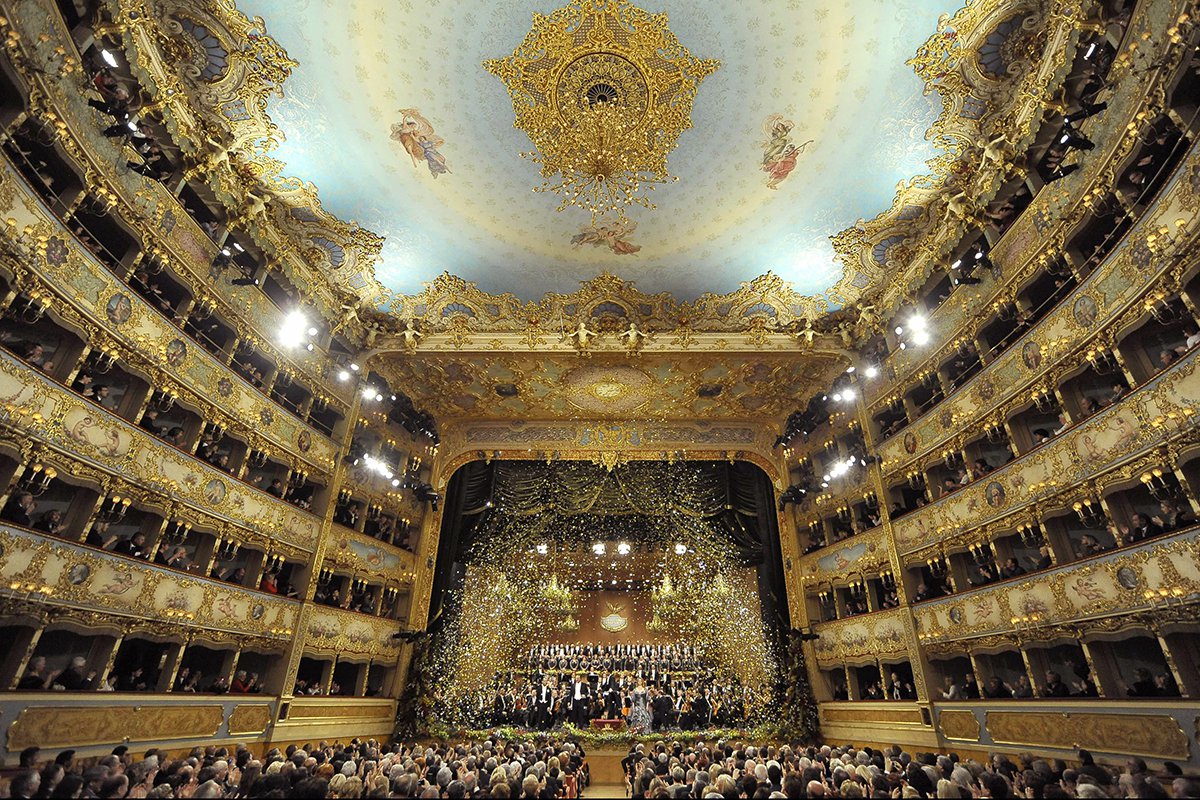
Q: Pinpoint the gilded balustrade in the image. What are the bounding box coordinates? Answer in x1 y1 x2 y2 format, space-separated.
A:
302 603 404 661
890 346 1200 554
0 348 323 552
808 607 910 668
322 527 417 587
0 0 354 411
0 157 339 477
796 524 890 585
911 524 1200 645
0 523 300 641
865 0 1193 406
878 139 1200 478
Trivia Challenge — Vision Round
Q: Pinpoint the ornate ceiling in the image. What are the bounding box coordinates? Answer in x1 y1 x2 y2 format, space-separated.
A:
233 0 953 302
375 349 844 422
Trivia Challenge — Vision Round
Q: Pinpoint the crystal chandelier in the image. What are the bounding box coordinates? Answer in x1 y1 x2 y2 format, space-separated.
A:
487 0 718 225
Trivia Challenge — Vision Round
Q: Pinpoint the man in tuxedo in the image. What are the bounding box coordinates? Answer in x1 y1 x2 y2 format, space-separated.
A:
535 681 553 729
570 673 591 726
651 687 673 731
691 689 711 728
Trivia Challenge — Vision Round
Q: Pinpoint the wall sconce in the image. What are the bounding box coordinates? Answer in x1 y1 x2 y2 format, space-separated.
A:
1085 348 1119 375
1031 389 1057 413
19 462 57 496
836 505 851 522
100 494 132 521
818 590 835 609
907 471 927 491
926 554 948 577
1143 586 1189 609
17 292 51 323
1140 469 1174 501
1017 521 1044 548
985 423 1008 444
1144 292 1180 324
317 568 334 585
265 553 284 572
215 538 239 560
246 449 268 468
163 519 192 545
90 347 119 374
968 543 992 565
152 390 178 411
943 449 963 469
1073 498 1105 528
290 469 309 488
879 570 896 590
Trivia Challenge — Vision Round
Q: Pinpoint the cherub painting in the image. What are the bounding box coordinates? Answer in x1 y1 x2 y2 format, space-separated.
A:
390 108 450 178
570 220 640 255
760 115 813 189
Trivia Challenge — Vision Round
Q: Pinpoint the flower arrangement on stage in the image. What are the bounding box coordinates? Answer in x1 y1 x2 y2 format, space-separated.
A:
423 722 778 750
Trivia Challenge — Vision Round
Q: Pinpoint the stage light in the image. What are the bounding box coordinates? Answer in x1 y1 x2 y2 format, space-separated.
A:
831 392 842 402
350 363 360 372
617 542 630 555
913 330 930 346
100 49 119 68
674 543 686 555
592 542 606 555
909 314 926 330
279 310 309 348
951 258 963 269
307 326 319 337
842 388 855 401
536 543 548 554
337 370 350 381
391 478 400 487
845 366 855 373
895 325 904 335
1085 42 1096 59
865 366 879 378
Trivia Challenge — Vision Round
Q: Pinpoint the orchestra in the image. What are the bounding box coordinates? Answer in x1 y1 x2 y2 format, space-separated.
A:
467 643 751 730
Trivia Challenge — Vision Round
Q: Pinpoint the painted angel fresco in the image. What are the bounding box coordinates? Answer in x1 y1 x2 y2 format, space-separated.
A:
390 108 450 178
760 114 813 189
570 219 640 255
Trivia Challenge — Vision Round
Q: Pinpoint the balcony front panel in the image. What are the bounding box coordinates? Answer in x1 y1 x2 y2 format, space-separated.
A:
0 351 322 551
0 158 339 474
304 604 404 660
274 697 397 743
0 524 299 640
810 607 909 668
933 700 1198 764
325 528 416 584
892 348 1200 555
0 694 278 756
797 524 890 581
912 527 1199 645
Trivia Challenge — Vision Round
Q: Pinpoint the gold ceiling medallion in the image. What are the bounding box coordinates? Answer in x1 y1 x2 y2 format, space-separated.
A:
485 0 719 224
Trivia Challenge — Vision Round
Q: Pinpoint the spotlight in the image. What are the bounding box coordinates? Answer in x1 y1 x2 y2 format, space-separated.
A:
841 388 855 401
391 478 400 487
913 330 930 346
845 366 855 373
617 542 631 555
350 364 360 372
100 49 119 68
307 326 319 336
279 310 310 347
337 370 350 381
865 366 879 378
831 392 842 402
1085 42 1096 59
895 325 904 335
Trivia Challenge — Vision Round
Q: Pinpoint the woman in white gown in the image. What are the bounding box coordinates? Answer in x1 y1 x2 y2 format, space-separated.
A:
627 683 652 733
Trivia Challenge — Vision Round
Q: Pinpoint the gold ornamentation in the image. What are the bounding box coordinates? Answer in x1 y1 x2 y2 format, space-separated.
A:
986 710 1190 758
939 709 982 740
8 703 224 749
485 0 718 223
227 704 274 735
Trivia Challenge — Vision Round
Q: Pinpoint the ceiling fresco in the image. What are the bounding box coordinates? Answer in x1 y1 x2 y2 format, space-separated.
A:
233 0 957 302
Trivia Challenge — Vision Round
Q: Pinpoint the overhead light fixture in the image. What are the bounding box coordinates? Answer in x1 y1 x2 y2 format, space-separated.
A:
486 0 718 224
279 310 309 348
100 49 119 68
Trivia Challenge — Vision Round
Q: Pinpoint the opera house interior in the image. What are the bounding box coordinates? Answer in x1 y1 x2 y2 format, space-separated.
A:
0 0 1198 796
